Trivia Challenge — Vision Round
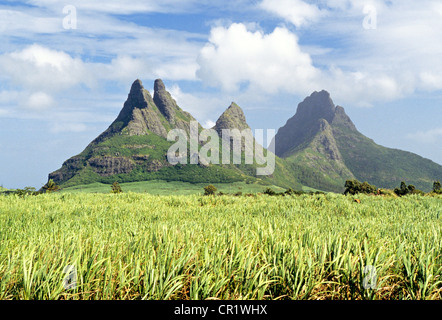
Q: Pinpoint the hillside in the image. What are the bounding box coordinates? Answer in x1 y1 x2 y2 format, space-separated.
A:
49 79 302 190
48 80 442 193
271 90 442 192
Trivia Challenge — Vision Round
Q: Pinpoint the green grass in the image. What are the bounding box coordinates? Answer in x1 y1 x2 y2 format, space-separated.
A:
0 192 441 300
61 180 286 195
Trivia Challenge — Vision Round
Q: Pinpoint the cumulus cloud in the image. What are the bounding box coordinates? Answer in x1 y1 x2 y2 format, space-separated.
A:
0 44 93 93
196 23 406 106
197 23 319 94
168 84 226 124
260 0 323 27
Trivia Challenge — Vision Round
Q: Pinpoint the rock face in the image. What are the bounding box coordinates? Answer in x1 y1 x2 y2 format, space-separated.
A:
49 79 202 185
270 90 355 158
48 79 442 192
214 102 250 135
271 89 442 192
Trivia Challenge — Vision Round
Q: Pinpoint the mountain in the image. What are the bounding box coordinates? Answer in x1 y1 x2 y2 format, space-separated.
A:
49 80 441 193
49 79 300 189
270 90 442 192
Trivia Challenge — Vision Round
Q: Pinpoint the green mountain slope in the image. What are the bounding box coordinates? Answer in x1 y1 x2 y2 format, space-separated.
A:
272 90 442 192
49 79 302 190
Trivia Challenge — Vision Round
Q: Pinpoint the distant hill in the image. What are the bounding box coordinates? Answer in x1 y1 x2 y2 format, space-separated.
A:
48 79 442 193
49 79 301 190
270 90 442 192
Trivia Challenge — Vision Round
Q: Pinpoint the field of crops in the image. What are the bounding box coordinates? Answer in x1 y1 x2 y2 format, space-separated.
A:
0 192 441 300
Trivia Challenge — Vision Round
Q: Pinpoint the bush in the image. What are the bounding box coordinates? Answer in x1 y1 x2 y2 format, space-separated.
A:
14 187 40 198
394 181 424 196
42 179 60 193
204 185 217 196
111 181 123 194
344 179 377 195
264 188 276 196
433 181 442 194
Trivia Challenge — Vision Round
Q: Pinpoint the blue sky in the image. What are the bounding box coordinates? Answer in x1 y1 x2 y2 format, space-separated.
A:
0 0 441 189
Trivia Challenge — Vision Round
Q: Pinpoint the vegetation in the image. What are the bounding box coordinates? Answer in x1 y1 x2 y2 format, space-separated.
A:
394 181 424 197
42 179 60 193
61 180 286 196
0 192 441 300
111 182 123 194
344 180 378 196
434 181 442 194
203 184 217 196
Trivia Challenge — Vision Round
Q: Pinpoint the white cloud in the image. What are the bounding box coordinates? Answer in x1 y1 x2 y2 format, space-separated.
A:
27 0 200 14
196 23 406 106
0 44 93 93
260 0 323 27
26 92 54 110
197 23 319 94
203 120 216 129
50 122 88 134
0 109 9 117
407 128 442 144
168 84 226 123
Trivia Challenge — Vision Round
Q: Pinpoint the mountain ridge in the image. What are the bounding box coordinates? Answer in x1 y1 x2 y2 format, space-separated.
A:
48 79 442 192
271 90 442 192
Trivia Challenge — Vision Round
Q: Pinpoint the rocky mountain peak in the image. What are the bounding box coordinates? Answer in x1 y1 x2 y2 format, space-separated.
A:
154 78 166 92
214 102 250 135
153 78 177 122
296 90 335 124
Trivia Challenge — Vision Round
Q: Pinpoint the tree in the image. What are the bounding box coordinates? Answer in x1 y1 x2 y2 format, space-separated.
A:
344 179 377 195
43 179 60 193
433 181 441 194
204 184 217 196
264 188 276 196
111 181 123 194
394 181 424 196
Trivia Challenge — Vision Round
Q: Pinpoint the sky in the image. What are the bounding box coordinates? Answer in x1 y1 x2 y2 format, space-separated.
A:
0 0 441 189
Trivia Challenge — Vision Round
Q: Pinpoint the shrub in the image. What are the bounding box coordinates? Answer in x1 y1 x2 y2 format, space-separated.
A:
264 188 276 196
42 179 60 193
433 181 442 194
394 181 424 196
344 179 377 195
111 181 123 194
14 187 40 198
204 185 217 196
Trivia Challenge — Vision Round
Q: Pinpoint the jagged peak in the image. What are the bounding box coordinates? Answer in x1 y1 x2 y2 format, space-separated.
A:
214 102 250 133
130 79 144 91
154 79 166 93
332 105 357 131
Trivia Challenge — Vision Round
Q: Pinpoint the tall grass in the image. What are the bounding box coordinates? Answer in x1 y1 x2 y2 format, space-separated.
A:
0 192 441 300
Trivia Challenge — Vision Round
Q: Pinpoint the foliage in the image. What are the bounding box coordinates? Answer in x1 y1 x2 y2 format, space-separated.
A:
42 179 60 193
0 193 441 300
394 181 425 197
13 187 40 198
433 181 442 194
344 179 377 195
263 188 276 196
111 182 123 194
203 184 217 196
